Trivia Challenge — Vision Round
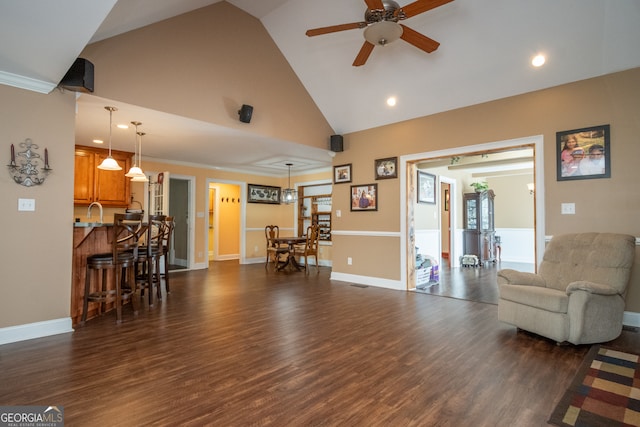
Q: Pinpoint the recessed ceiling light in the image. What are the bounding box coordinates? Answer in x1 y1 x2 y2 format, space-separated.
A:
532 54 546 67
117 124 129 129
387 96 397 107
93 139 104 144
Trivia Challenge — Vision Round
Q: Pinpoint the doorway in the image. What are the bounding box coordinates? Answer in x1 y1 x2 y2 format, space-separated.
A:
206 180 243 263
402 135 544 292
143 171 196 270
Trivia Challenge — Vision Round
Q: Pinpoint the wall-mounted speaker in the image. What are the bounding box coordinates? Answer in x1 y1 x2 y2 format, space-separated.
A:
59 58 94 93
330 134 344 152
238 104 253 123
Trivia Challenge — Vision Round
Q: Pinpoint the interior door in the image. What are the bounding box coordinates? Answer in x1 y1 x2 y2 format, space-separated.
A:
149 171 170 216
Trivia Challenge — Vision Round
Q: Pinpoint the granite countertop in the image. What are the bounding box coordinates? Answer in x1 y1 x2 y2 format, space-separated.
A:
73 222 113 228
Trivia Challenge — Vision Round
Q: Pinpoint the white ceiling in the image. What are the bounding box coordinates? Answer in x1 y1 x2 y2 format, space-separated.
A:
1 0 639 176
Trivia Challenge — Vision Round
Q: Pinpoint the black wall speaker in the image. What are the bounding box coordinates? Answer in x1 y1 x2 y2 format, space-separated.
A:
238 104 253 123
330 134 344 152
59 58 94 93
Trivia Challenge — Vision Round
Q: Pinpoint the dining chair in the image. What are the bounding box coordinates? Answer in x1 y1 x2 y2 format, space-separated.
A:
294 224 320 274
265 225 289 270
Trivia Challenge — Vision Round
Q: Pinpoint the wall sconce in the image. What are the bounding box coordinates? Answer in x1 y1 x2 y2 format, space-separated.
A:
8 139 52 186
527 183 535 195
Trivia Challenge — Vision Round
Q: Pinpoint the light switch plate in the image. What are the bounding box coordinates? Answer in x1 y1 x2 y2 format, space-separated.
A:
561 203 575 215
18 198 35 211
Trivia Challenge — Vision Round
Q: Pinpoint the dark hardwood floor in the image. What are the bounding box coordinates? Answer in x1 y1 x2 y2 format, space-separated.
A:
413 259 536 305
1 261 638 426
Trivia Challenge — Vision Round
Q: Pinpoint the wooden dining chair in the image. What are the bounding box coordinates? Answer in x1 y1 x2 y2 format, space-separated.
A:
294 224 320 274
265 225 289 270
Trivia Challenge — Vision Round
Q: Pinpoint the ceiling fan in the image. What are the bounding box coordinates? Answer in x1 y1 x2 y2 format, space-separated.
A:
306 0 453 66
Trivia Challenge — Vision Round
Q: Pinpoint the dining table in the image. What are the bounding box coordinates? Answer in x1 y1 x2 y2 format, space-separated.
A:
272 236 306 271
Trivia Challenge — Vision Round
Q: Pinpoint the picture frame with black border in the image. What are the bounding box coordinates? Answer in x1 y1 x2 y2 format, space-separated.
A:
334 163 352 184
556 124 610 181
417 171 436 204
374 157 398 180
350 183 378 211
247 184 281 204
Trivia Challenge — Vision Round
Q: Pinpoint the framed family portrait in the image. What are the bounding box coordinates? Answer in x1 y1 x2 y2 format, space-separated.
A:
334 163 352 184
417 171 436 204
556 124 610 181
350 183 378 211
374 157 398 180
247 184 281 204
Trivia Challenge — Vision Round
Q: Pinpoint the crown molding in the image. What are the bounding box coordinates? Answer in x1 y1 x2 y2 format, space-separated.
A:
0 70 56 94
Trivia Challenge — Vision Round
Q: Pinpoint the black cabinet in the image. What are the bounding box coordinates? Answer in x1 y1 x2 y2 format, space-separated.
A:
463 190 496 264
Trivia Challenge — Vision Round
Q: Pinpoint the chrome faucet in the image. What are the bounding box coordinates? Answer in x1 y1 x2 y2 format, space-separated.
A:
87 201 104 224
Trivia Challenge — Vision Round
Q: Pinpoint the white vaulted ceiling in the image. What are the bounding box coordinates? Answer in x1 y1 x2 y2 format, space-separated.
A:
1 0 639 175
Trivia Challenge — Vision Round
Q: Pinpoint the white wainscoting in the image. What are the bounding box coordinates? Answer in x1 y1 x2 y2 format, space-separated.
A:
495 228 535 263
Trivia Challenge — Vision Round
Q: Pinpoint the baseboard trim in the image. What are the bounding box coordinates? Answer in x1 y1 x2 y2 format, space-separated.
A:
330 272 403 290
0 318 73 346
623 311 640 328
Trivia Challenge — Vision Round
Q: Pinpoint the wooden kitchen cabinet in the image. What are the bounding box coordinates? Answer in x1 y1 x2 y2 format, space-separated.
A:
74 146 132 207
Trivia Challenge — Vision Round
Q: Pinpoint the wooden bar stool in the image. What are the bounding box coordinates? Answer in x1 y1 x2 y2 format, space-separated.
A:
81 213 143 325
135 214 166 307
160 216 174 294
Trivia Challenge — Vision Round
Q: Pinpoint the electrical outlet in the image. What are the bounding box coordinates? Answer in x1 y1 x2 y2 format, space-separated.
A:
347 257 352 265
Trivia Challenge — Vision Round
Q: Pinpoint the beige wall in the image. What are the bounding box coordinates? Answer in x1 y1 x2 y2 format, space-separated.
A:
331 68 640 309
0 85 76 328
80 2 334 150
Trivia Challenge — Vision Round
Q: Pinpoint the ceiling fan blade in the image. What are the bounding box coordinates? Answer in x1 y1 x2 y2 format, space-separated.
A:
364 0 385 10
353 41 375 67
400 24 440 53
397 0 454 19
306 22 366 37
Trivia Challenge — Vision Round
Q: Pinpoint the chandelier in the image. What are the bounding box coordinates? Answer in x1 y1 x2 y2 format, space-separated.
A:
281 163 297 204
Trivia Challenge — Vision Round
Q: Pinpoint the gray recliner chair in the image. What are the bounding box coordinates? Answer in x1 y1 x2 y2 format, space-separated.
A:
498 232 636 345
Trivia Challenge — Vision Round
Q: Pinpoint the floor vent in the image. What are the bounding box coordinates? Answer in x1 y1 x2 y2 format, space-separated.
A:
350 284 369 288
623 325 639 333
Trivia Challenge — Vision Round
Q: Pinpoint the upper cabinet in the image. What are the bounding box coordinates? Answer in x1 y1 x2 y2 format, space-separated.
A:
74 146 132 207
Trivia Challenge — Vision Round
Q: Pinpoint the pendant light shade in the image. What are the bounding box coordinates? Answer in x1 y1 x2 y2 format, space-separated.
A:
125 121 146 178
281 163 297 204
97 106 122 171
130 131 148 182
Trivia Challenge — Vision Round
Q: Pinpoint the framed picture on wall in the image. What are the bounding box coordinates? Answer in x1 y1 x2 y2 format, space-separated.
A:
374 157 398 179
334 164 352 184
350 183 378 211
556 124 610 181
417 171 436 204
247 184 281 204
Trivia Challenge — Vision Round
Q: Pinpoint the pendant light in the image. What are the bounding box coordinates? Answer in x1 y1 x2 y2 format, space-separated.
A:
97 106 122 171
125 121 145 178
281 163 297 204
131 132 149 182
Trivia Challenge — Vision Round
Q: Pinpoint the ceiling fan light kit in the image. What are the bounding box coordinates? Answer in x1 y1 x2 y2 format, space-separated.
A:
364 21 403 46
306 0 454 66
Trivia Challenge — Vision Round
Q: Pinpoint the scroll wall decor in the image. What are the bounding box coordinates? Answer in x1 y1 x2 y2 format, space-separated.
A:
7 139 52 186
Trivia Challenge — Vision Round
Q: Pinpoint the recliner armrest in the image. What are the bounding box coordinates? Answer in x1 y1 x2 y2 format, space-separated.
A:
566 281 620 296
497 269 546 287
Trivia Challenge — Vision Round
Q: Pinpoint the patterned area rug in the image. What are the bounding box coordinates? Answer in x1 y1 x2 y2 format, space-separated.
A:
549 345 640 426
